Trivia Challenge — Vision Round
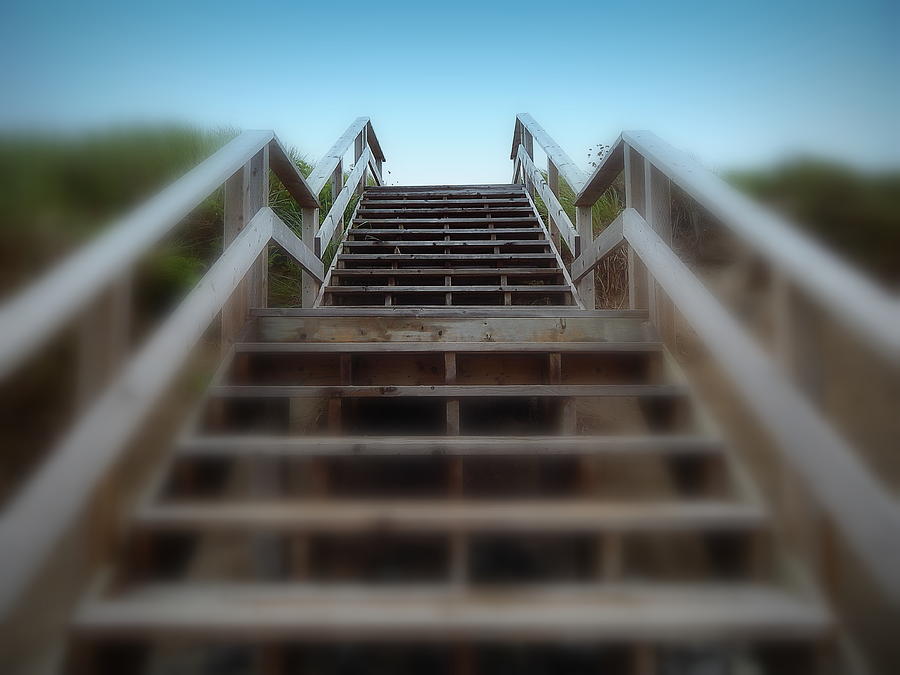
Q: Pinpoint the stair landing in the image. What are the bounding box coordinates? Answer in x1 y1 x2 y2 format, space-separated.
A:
318 184 581 308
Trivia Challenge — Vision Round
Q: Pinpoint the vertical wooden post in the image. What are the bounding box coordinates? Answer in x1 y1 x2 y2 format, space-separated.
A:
643 161 675 344
331 158 344 238
300 206 320 307
523 129 535 199
771 271 831 590
246 146 269 310
76 272 131 408
575 205 595 309
547 159 562 254
222 146 268 347
624 145 648 310
354 128 366 198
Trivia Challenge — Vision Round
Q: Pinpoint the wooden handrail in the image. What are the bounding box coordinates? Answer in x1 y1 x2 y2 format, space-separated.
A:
510 114 900 601
570 209 628 282
618 130 900 361
315 147 372 256
0 207 322 618
574 135 625 207
624 211 900 600
306 117 376 195
0 209 270 617
514 145 579 255
512 113 588 193
0 130 317 380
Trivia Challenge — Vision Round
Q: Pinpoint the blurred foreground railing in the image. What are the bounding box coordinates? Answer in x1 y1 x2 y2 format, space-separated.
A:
0 118 385 619
510 114 900 603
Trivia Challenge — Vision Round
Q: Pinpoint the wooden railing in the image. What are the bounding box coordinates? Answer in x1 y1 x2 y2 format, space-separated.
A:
510 114 900 602
0 118 385 618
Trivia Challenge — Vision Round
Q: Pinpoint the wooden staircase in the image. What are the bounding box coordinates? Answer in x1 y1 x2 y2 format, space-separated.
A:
9 115 900 673
66 217 832 671
318 184 579 308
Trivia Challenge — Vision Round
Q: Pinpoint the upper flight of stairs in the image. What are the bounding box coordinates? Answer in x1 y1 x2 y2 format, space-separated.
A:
319 184 579 308
64 186 832 674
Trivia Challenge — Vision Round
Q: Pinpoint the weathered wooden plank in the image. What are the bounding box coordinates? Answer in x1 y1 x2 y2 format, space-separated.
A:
268 210 325 281
364 199 529 208
623 130 899 359
135 499 764 533
571 209 628 281
0 130 275 379
331 267 562 276
351 217 538 226
575 135 625 207
515 146 579 255
0 209 273 618
267 135 319 207
364 119 386 162
178 434 717 457
73 582 830 642
624 211 900 600
233 341 661 354
358 207 534 217
315 147 371 256
349 227 542 234
336 253 558 261
305 117 369 195
341 240 549 248
325 285 571 294
209 383 685 398
251 307 648 318
515 114 588 192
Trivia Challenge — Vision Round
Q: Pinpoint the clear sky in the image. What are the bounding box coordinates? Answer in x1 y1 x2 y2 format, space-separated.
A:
1 0 897 184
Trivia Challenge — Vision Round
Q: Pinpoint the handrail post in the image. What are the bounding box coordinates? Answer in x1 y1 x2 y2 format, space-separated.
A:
575 206 595 308
76 273 131 408
222 145 269 348
331 159 344 238
644 161 674 343
354 128 366 198
624 144 648 310
301 206 320 307
547 159 562 254
523 129 535 198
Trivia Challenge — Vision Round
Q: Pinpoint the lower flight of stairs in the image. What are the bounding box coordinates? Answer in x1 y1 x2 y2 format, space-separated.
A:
66 307 833 674
318 184 579 308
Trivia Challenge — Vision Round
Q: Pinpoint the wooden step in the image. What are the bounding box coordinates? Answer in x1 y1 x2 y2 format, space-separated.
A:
73 583 829 641
336 253 558 262
340 240 550 248
358 208 535 217
208 383 686 399
361 198 530 208
366 184 523 193
134 499 765 534
325 285 571 294
250 307 647 318
177 434 720 458
351 217 538 226
232 341 662 354
330 267 563 278
347 228 544 236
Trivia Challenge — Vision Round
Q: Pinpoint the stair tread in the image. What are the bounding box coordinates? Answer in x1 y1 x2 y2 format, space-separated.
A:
136 499 766 532
341 240 550 247
74 582 829 640
177 434 720 457
326 285 570 293
351 217 538 225
233 341 661 353
330 268 564 276
209 383 686 398
347 228 543 235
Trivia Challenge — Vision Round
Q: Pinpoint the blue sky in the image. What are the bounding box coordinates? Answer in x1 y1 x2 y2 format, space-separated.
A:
1 0 897 184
